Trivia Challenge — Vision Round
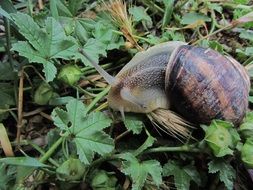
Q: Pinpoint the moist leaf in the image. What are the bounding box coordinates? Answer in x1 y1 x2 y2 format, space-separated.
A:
51 99 114 164
208 160 236 190
163 160 201 190
11 13 77 81
120 153 162 190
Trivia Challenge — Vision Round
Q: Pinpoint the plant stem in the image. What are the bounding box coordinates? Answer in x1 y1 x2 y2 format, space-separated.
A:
142 0 164 15
16 67 24 144
85 86 110 115
76 86 97 97
112 30 150 43
28 140 60 167
191 25 231 45
39 136 64 163
3 17 18 104
142 144 201 154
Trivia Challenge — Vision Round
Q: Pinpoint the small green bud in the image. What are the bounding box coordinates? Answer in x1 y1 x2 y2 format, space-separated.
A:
91 170 117 190
58 64 82 86
34 82 54 105
205 120 240 157
239 112 253 140
56 158 86 181
241 138 253 168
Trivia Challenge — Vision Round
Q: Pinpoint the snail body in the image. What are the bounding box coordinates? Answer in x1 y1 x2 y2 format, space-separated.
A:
86 41 250 125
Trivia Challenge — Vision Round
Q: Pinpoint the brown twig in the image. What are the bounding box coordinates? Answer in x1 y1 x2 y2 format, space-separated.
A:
23 107 46 117
40 112 53 121
16 67 24 144
38 0 44 10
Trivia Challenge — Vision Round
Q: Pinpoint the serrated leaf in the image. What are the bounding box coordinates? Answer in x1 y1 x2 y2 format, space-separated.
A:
93 22 114 43
66 99 87 132
53 0 73 17
163 160 201 190
75 131 114 164
133 135 156 156
81 38 107 65
129 6 152 27
51 108 69 131
42 62 57 82
12 41 47 64
11 13 77 82
124 114 144 134
11 13 47 55
120 153 162 190
51 99 114 164
208 160 236 190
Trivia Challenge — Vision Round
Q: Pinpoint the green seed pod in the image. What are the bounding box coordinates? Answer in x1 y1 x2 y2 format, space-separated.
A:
239 112 253 140
56 158 86 181
205 120 240 157
58 64 82 86
34 82 54 105
241 138 253 168
91 170 117 190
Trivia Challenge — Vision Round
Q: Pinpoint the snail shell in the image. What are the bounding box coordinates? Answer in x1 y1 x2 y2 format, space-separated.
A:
165 45 250 125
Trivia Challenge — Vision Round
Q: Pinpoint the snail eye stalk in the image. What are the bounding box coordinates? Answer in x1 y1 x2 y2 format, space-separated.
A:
79 49 117 86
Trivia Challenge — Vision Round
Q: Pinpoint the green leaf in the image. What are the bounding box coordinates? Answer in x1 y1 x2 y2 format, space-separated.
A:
133 135 155 156
208 160 236 190
208 3 222 14
245 47 253 56
120 153 162 190
11 13 77 82
12 41 47 64
234 0 249 5
129 6 152 27
163 160 201 190
11 13 47 55
49 96 75 106
0 83 15 106
51 108 69 131
75 131 114 164
51 99 114 164
0 163 15 190
124 114 144 134
42 62 57 83
162 0 174 28
181 13 211 25
0 157 48 167
67 0 86 16
81 38 107 65
53 0 73 17
239 30 253 41
0 61 15 80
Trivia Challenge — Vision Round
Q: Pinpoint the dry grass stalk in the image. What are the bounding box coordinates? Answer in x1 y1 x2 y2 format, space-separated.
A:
147 109 195 140
103 0 143 51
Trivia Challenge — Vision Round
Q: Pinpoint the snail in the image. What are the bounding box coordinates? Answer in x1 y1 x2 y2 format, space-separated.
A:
81 41 250 137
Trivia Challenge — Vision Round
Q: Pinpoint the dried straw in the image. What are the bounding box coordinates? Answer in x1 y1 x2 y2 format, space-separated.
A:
147 108 195 141
103 0 143 50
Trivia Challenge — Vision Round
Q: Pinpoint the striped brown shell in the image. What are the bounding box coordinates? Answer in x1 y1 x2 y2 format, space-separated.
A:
165 45 250 125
